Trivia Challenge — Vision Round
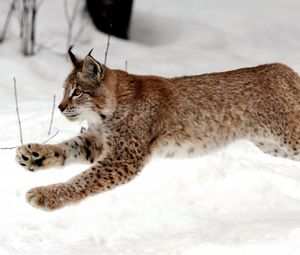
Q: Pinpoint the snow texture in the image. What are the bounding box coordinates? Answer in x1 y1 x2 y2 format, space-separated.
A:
1 0 300 254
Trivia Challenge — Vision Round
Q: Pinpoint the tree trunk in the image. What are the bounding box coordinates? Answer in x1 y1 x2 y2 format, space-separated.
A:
0 0 17 43
21 0 36 56
86 0 133 40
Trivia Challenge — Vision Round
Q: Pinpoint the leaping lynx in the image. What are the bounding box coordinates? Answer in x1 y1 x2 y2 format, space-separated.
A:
16 48 300 210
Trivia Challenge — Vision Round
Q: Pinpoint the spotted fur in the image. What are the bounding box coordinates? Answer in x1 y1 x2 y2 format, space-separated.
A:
15 50 300 210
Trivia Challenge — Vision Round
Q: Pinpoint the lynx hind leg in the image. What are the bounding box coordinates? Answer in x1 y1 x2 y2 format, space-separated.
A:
254 140 291 159
16 144 63 171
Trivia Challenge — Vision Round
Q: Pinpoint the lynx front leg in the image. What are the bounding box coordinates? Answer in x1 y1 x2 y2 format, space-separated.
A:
26 133 150 210
25 113 153 210
16 129 103 171
26 158 145 210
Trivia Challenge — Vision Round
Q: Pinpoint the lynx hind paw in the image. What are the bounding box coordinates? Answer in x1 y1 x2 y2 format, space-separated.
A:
16 144 59 172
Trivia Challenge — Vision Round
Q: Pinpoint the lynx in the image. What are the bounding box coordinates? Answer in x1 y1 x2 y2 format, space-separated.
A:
16 48 300 210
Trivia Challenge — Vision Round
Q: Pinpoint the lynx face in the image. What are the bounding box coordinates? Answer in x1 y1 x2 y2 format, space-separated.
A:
58 49 116 125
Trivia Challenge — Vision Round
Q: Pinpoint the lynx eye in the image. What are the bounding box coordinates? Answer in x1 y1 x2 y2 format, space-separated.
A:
72 88 83 98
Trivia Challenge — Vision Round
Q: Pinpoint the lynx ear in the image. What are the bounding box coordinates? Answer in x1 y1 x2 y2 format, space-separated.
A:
82 54 104 81
68 46 79 67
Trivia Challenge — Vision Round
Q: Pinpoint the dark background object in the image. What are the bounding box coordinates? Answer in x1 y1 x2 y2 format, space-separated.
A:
86 0 133 39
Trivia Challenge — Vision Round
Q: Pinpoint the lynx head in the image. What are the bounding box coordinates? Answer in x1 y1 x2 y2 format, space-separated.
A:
58 47 116 125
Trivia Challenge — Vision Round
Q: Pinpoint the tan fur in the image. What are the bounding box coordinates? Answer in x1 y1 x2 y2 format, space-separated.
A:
16 52 300 210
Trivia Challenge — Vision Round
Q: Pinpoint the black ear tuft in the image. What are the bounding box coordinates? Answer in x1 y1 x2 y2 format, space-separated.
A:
88 48 94 56
68 45 78 67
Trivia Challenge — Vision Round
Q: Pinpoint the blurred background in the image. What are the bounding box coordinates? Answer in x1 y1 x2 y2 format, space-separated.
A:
1 0 300 254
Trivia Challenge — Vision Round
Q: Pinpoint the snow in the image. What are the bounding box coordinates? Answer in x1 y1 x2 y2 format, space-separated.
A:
1 0 300 254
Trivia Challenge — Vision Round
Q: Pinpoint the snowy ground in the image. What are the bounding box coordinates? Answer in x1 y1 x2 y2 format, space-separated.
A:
1 0 300 254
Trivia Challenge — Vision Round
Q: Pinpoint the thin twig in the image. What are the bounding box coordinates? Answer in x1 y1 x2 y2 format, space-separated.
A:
0 0 17 43
37 0 45 9
20 0 24 39
0 130 60 149
63 0 70 23
30 0 36 55
1 85 59 150
1 130 60 149
48 95 56 135
71 0 81 24
72 18 85 44
0 145 18 150
104 24 112 65
42 130 59 144
64 0 81 26
64 0 81 49
13 78 23 145
63 0 71 48
125 60 128 72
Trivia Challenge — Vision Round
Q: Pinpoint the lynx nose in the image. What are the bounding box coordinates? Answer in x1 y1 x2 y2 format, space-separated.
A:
58 104 66 112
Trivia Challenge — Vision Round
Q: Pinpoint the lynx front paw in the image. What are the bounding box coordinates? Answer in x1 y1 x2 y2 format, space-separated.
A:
16 144 62 171
26 185 66 211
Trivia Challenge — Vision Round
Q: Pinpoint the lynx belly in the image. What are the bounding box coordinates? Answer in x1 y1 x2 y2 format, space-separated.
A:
153 140 209 159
